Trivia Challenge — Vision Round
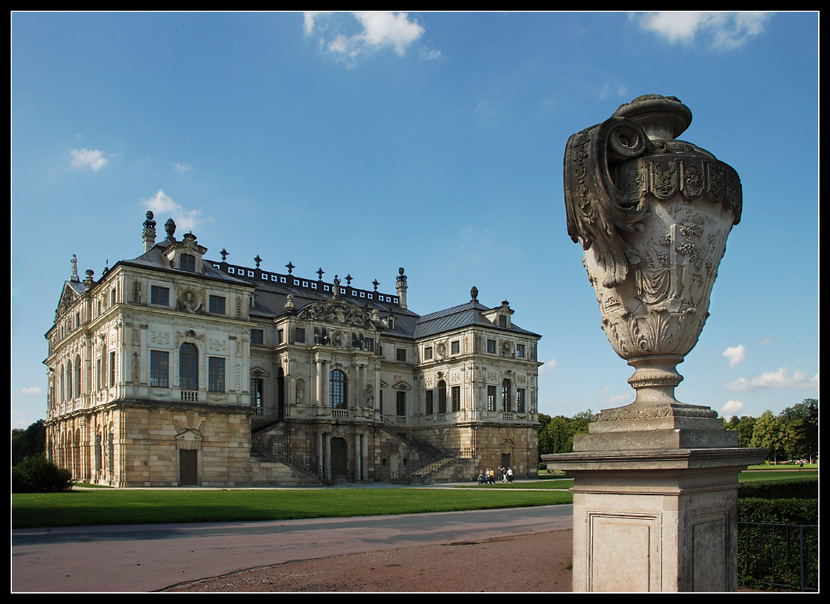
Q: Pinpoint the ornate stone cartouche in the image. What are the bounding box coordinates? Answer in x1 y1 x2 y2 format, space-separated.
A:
564 94 742 415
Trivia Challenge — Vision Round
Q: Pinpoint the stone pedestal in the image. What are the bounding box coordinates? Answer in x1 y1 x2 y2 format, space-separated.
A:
545 409 766 592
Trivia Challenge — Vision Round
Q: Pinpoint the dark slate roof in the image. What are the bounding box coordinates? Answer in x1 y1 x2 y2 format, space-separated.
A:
415 300 540 339
94 232 537 342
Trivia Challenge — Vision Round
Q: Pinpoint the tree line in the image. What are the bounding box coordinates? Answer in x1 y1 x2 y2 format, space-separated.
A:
538 398 818 463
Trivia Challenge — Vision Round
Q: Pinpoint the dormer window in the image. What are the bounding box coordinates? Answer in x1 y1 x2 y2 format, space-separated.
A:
499 315 507 328
180 253 196 272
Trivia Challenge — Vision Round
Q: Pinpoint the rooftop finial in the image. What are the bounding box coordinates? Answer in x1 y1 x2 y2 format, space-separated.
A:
142 211 157 252
164 218 176 241
69 254 79 282
396 267 408 309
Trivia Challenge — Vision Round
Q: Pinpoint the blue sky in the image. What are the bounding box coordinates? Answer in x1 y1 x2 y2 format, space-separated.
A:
11 11 818 429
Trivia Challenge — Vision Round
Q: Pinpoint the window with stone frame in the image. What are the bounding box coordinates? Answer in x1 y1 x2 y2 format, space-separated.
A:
487 385 497 411
396 390 406 416
179 343 198 391
330 369 347 408
209 295 226 314
208 357 225 392
516 388 526 413
150 350 169 387
438 380 447 413
151 285 170 306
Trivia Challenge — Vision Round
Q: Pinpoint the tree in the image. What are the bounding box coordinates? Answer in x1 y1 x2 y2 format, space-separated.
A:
12 420 46 466
736 416 756 448
750 410 787 462
780 398 818 462
538 410 593 456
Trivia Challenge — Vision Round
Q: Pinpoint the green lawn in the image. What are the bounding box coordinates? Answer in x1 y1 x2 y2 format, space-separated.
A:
12 469 815 530
12 485 573 529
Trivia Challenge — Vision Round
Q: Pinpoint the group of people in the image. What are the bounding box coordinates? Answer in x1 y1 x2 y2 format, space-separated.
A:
477 467 514 484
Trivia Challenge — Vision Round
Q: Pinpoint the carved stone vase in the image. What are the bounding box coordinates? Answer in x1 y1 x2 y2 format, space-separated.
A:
564 94 741 418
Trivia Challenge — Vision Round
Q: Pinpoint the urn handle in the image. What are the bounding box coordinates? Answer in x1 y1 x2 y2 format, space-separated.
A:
564 117 653 287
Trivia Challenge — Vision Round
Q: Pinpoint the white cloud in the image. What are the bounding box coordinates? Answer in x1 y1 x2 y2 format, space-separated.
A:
140 189 206 233
19 386 42 395
69 148 109 171
721 399 745 417
632 12 772 50
602 391 633 406
303 11 432 64
173 162 193 173
725 366 818 392
723 344 747 366
539 359 557 374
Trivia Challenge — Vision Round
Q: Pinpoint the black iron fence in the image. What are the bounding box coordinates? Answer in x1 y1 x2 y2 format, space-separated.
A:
737 521 818 592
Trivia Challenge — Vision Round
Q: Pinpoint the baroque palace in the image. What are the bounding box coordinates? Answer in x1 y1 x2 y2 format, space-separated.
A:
44 212 542 487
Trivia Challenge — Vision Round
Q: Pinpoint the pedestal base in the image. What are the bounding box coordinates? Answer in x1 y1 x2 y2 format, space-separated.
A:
549 447 765 591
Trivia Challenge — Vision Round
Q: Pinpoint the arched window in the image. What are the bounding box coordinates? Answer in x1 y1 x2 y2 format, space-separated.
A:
179 343 199 391
66 360 73 400
501 379 511 412
437 380 447 414
330 369 347 408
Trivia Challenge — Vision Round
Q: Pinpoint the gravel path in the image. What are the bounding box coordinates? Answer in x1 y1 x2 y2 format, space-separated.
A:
163 529 574 592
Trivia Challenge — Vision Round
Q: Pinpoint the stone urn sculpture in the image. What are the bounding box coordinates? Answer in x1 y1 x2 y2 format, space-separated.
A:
564 94 741 420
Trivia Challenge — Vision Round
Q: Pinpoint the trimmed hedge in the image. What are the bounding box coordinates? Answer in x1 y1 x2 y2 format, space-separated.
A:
737 478 818 592
738 498 818 525
738 478 818 501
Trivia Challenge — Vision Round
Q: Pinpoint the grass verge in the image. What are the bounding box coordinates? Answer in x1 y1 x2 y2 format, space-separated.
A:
12 486 573 529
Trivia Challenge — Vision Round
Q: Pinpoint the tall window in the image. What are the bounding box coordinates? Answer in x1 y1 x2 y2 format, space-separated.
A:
66 360 73 400
452 386 461 412
330 369 347 408
150 350 169 387
73 355 81 398
437 380 447 414
487 385 497 411
425 390 434 414
501 379 511 412
109 351 116 387
516 388 526 413
179 343 199 391
396 391 406 416
250 378 263 412
208 357 225 392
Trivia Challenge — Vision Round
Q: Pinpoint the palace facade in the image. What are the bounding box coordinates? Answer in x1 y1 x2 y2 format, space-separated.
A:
44 213 542 487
